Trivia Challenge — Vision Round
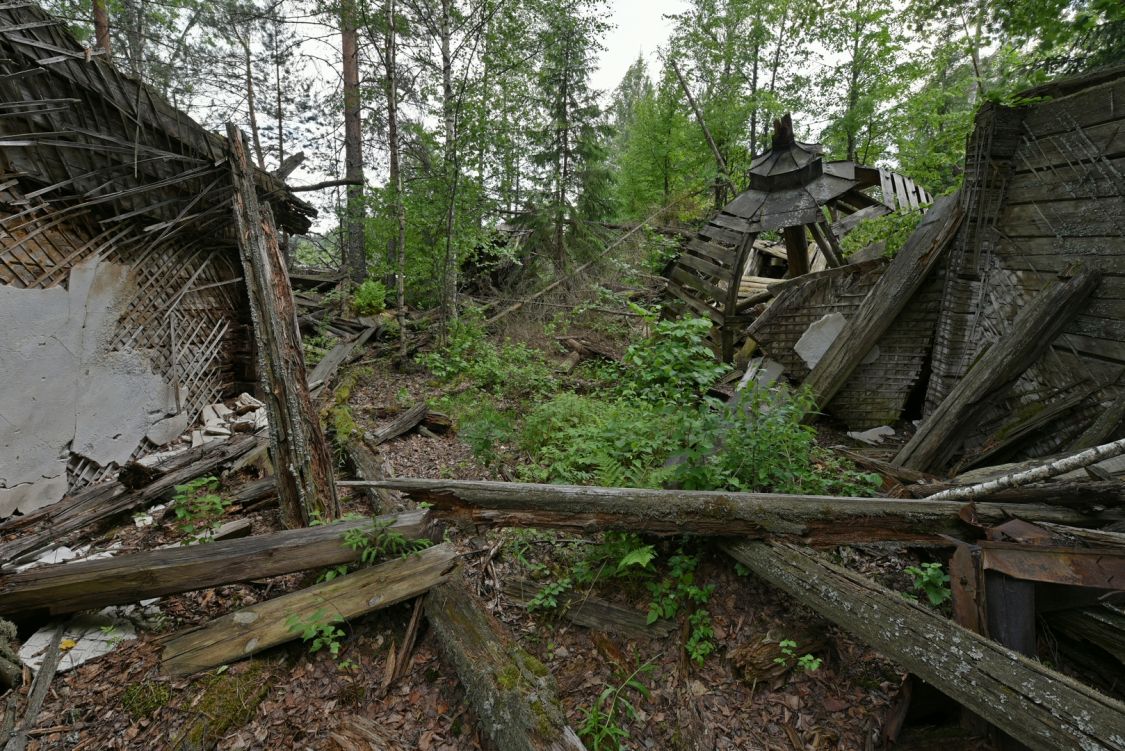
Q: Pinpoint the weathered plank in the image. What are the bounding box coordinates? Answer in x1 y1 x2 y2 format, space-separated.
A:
723 540 1125 751
161 542 457 675
340 478 1125 544
0 435 265 569
365 403 428 447
425 580 587 751
803 195 962 412
0 511 431 617
894 268 1101 471
228 123 338 527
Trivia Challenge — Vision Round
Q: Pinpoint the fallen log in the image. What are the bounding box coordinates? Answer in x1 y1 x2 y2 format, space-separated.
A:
339 478 1125 544
161 542 457 675
364 403 428 447
925 437 1125 502
894 268 1101 471
425 580 587 750
0 435 265 569
309 326 378 397
722 540 1125 751
0 511 431 617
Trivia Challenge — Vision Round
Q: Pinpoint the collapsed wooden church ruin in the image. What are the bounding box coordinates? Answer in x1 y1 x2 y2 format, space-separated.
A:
0 2 319 519
0 3 1124 748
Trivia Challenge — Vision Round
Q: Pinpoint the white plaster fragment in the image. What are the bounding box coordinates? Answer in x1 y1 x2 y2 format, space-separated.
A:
794 313 847 370
846 426 896 445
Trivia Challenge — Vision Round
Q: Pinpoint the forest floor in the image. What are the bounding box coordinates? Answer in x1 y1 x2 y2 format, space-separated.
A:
10 257 997 750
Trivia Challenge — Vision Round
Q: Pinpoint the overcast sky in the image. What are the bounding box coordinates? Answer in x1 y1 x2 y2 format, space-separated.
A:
590 0 689 98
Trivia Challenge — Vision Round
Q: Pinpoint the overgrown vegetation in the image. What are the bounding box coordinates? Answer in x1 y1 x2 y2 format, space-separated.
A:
171 476 229 544
577 660 656 751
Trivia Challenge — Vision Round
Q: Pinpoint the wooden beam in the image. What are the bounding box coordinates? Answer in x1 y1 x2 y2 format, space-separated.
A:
425 580 587 750
723 540 1125 751
0 512 431 617
160 543 457 675
895 268 1101 472
338 478 1125 544
227 123 338 526
803 195 962 412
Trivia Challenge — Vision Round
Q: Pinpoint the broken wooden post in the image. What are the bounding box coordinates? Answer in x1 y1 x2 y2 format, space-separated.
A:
425 580 587 750
803 195 962 411
227 124 338 527
782 225 810 278
339 478 1125 544
0 511 431 617
161 543 457 675
722 540 1125 751
894 268 1101 472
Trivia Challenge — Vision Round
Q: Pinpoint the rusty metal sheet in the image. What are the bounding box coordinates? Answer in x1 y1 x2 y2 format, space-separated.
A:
981 541 1125 589
950 539 984 632
986 519 1055 545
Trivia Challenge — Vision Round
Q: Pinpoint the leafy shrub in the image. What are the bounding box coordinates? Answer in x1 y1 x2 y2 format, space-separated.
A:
905 561 951 606
352 279 387 316
841 209 924 259
459 405 517 466
418 310 556 400
171 476 229 543
518 394 679 486
666 388 881 496
620 314 729 403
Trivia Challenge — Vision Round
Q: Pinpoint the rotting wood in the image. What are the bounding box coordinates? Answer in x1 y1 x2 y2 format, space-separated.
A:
1071 390 1125 451
228 123 338 527
309 326 378 397
1048 605 1125 666
0 435 265 569
339 478 1125 544
364 403 428 447
907 479 1125 506
502 577 675 640
425 579 587 751
895 268 1101 472
803 195 962 412
723 540 1125 751
160 542 457 675
2 624 62 751
0 511 431 617
340 438 400 512
925 437 1125 502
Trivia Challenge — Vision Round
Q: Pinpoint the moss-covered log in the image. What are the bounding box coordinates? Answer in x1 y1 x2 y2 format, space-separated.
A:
425 580 586 751
341 478 1125 545
723 540 1125 751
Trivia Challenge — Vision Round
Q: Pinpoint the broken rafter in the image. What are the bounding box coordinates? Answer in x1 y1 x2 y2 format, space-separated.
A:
895 268 1101 471
0 511 432 617
338 478 1125 544
160 543 457 675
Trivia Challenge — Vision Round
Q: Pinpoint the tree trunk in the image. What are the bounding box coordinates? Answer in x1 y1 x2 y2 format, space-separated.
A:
384 0 407 356
341 0 367 284
723 540 1125 751
242 35 266 170
438 0 460 335
92 0 110 55
338 478 1125 544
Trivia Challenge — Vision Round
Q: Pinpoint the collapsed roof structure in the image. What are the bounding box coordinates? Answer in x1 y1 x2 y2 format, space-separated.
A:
0 3 314 518
741 65 1125 475
665 114 931 360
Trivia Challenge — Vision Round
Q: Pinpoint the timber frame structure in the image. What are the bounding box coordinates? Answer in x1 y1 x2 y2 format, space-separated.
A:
0 3 314 512
665 114 931 360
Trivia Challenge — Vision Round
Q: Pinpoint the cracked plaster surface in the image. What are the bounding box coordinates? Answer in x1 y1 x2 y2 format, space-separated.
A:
0 257 179 517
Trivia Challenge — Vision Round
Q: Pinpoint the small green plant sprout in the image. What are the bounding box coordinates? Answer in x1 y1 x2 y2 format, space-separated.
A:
646 550 716 665
171 476 229 543
320 517 432 583
905 561 952 606
797 654 823 672
773 639 821 671
578 660 655 751
527 578 573 612
285 609 345 659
